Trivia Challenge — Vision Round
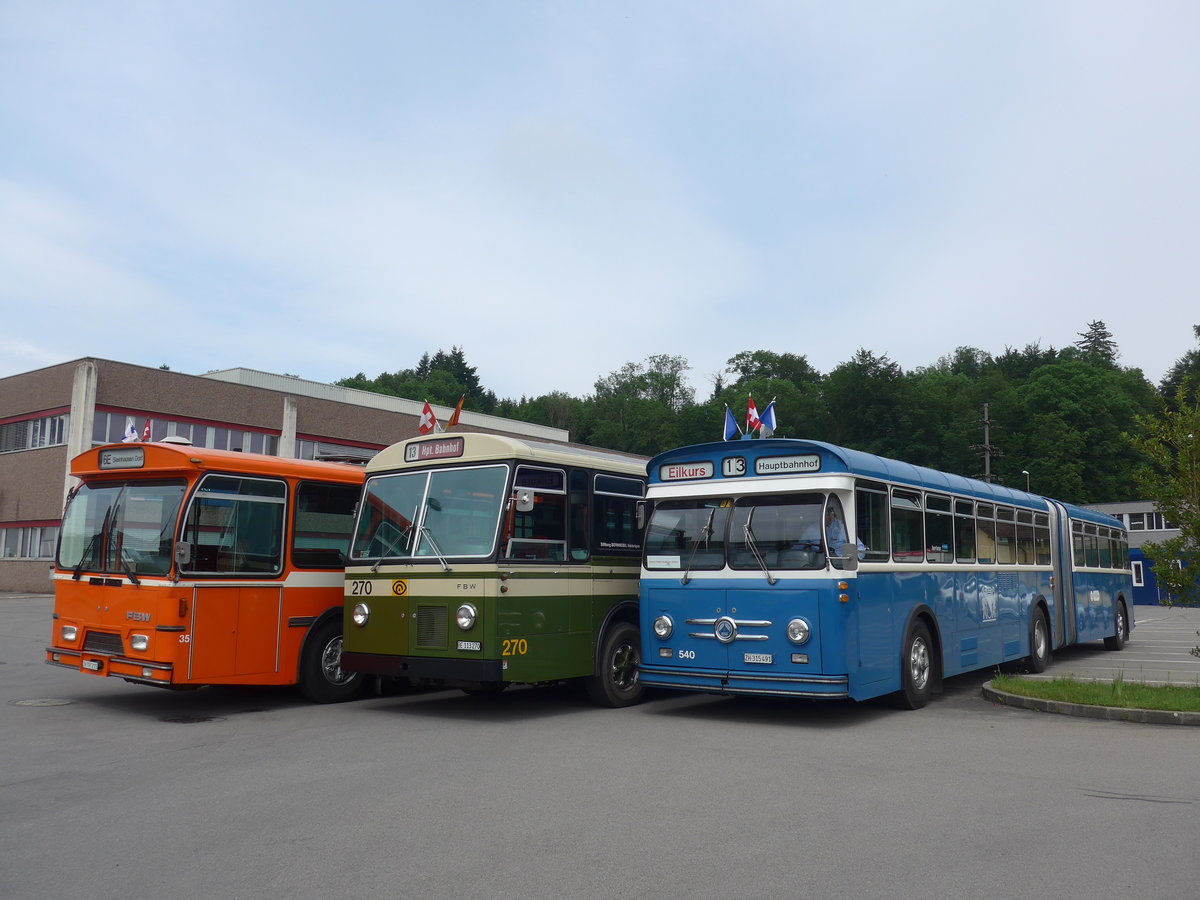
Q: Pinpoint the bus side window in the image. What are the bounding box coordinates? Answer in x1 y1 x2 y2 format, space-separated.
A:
293 481 359 568
569 470 588 561
854 482 889 562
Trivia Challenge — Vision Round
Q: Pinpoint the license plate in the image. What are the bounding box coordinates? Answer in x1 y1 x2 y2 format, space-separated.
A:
82 659 102 672
743 652 773 664
457 641 481 652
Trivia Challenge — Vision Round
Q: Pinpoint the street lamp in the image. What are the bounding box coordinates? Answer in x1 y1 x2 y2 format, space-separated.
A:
1022 470 1030 491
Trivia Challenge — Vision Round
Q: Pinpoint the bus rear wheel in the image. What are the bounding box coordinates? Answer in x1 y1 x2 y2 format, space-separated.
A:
893 620 933 710
1104 601 1129 651
585 621 644 708
300 619 366 703
1027 607 1050 673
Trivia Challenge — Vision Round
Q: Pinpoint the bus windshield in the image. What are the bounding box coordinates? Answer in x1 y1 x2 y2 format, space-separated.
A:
352 464 508 560
58 481 187 577
644 499 731 571
644 494 831 571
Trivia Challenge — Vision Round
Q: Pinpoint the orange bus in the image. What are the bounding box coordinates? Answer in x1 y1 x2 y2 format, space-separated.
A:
46 442 368 702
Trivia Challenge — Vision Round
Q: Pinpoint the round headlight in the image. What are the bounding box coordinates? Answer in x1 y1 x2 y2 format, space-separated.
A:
653 615 673 640
456 603 477 630
351 602 370 627
786 617 811 645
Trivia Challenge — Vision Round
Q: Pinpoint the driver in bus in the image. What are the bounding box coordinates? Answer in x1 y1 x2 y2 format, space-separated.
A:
805 505 865 560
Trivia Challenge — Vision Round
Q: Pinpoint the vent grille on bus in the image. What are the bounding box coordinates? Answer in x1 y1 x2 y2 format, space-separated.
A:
416 605 447 649
84 631 124 655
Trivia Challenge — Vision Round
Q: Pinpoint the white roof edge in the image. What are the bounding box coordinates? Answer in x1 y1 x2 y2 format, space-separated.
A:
200 367 570 442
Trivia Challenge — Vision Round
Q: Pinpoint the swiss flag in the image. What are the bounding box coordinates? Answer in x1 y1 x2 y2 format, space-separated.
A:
746 395 760 433
141 417 152 441
419 401 439 435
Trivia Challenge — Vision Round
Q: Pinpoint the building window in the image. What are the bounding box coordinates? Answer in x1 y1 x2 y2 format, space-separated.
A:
1131 560 1144 587
298 439 374 462
91 412 279 455
0 414 69 454
0 525 59 559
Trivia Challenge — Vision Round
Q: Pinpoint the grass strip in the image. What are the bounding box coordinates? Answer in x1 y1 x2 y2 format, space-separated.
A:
991 673 1200 713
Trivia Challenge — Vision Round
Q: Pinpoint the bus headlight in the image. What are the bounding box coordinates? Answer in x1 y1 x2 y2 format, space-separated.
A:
61 625 78 643
130 634 149 652
352 603 370 627
653 615 673 640
786 618 811 645
456 603 477 631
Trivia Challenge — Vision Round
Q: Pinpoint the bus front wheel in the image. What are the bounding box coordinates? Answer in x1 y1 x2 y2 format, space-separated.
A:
585 622 644 708
300 619 366 703
893 620 933 710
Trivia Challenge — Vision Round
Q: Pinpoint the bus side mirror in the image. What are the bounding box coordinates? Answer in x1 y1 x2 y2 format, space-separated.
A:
174 542 192 567
515 490 535 513
833 542 859 572
636 501 646 530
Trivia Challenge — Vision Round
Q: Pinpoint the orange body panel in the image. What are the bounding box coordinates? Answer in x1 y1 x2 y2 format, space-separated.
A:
46 444 363 691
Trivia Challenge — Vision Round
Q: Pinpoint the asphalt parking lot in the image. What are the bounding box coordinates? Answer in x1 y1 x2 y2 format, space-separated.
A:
4 594 1200 900
1032 604 1200 686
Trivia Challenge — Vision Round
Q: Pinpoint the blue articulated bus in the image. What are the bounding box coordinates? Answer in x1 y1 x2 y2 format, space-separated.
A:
638 438 1133 708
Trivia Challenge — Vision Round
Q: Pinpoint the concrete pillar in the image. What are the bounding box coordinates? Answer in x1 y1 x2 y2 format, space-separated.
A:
279 396 298 458
63 360 98 505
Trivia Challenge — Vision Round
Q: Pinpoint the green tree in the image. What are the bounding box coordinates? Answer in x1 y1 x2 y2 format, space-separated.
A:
1074 320 1119 367
1019 359 1154 502
1160 325 1200 405
721 350 829 441
822 350 909 455
335 347 497 414
1130 379 1200 606
585 355 691 455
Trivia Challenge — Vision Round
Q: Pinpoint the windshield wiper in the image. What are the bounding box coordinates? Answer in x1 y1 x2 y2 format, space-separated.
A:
73 505 114 580
742 511 777 585
370 521 415 572
681 508 716 585
418 524 451 572
118 544 141 585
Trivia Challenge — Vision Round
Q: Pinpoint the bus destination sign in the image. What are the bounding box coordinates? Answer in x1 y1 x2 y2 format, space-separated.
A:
405 437 465 463
99 447 145 470
755 454 821 475
658 460 715 482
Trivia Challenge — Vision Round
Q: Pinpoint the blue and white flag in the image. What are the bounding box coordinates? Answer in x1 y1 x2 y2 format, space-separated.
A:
723 405 741 441
759 400 777 437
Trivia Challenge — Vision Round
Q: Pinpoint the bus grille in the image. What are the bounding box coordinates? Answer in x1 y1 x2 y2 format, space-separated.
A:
416 605 447 649
84 631 123 655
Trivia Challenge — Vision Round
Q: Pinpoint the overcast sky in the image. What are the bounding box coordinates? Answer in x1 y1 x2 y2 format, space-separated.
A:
2 2 1197 401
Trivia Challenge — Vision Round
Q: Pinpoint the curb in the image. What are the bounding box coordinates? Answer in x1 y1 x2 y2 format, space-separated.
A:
981 681 1200 726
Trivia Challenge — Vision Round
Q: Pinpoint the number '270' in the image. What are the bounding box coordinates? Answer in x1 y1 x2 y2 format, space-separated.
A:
502 639 528 656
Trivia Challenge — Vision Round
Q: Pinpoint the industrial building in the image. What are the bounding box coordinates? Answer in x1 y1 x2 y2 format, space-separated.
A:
0 358 568 592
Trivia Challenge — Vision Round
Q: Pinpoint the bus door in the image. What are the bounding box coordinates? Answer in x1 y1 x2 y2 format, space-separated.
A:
190 585 283 679
1046 500 1076 646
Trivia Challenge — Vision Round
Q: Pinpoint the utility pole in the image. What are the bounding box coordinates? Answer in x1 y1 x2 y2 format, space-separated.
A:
973 402 1001 483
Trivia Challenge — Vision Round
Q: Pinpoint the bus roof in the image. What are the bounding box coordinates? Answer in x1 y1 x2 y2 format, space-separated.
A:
648 438 1122 526
367 433 648 478
71 443 366 484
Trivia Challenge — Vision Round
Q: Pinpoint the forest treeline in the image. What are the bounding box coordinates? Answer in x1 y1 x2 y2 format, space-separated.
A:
336 321 1200 506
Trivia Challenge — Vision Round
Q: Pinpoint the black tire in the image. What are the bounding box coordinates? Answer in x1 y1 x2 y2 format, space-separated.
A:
299 618 366 703
893 620 933 710
584 621 644 708
1104 600 1129 651
1027 606 1051 673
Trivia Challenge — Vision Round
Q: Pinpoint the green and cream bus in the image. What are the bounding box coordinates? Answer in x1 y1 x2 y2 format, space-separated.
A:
341 433 647 706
